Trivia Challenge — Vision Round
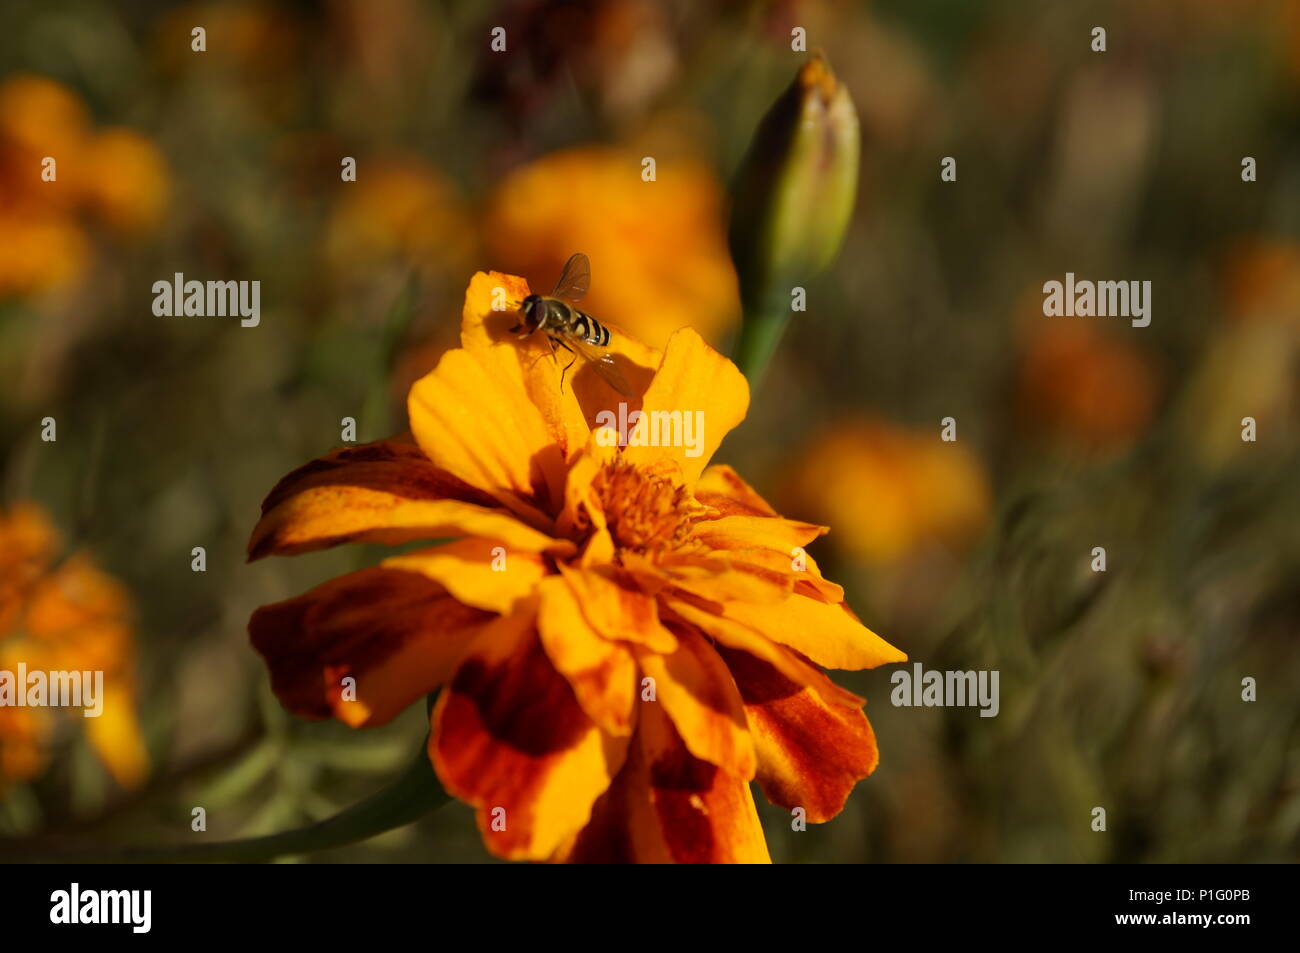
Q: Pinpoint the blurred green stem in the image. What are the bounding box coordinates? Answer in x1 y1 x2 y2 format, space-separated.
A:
733 308 789 389
2 744 447 864
361 271 420 439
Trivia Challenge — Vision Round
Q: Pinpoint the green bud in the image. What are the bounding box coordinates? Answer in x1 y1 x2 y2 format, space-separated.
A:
730 51 860 312
729 52 860 383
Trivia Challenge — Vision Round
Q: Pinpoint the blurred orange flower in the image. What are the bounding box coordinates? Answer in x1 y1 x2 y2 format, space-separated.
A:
247 270 903 863
0 74 169 296
1018 322 1159 454
784 418 991 566
484 147 739 349
0 503 147 789
76 129 171 233
1180 238 1300 465
325 155 474 277
0 75 88 181
1221 238 1300 332
0 212 89 297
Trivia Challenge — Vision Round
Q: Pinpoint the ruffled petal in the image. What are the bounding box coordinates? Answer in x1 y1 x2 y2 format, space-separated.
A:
249 568 490 727
561 697 769 863
691 513 825 554
689 466 845 598
662 598 863 709
654 552 792 606
248 438 571 560
383 538 548 614
536 575 638 736
432 603 629 860
693 464 779 517
408 342 565 521
457 270 592 467
621 327 749 484
722 595 906 671
636 624 755 779
458 270 660 462
719 644 879 823
553 562 677 652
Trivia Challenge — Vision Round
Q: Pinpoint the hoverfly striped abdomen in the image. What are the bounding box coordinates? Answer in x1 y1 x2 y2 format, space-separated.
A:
572 310 610 347
510 253 632 398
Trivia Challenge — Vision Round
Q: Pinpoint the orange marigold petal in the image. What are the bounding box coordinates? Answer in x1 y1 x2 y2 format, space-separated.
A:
692 513 825 553
432 604 629 860
553 562 677 652
636 625 755 779
459 270 661 462
692 511 846 603
723 594 907 671
562 698 769 864
555 435 617 542
656 552 792 606
458 270 592 465
718 644 879 823
622 327 749 484
247 439 571 560
408 341 565 520
249 567 491 727
693 464 779 517
383 538 548 615
663 598 863 709
536 576 637 736
85 684 148 789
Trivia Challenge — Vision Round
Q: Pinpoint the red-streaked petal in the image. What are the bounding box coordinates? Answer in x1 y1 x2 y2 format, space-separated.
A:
561 697 769 864
718 644 879 822
431 603 629 860
636 625 755 779
553 562 678 652
536 575 638 736
662 597 863 709
383 538 548 614
249 567 491 727
248 438 571 560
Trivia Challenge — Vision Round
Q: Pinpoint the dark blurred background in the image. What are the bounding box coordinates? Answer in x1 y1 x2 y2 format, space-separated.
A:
1 0 1298 862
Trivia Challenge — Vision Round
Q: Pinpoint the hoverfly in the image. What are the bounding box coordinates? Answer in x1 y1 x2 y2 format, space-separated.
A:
509 253 633 397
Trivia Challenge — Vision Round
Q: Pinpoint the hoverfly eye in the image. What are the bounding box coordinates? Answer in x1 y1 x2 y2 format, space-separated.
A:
524 296 544 325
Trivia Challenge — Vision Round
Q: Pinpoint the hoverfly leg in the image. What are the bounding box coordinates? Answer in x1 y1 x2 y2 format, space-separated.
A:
553 339 577 394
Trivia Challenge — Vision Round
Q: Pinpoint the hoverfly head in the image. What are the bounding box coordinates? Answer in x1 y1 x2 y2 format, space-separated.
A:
520 294 546 330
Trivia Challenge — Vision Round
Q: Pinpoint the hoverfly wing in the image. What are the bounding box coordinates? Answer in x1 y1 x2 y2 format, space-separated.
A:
550 252 591 303
566 332 634 398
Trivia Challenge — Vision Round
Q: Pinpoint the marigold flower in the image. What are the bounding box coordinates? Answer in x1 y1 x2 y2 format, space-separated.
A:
0 503 147 789
484 147 739 349
247 271 904 862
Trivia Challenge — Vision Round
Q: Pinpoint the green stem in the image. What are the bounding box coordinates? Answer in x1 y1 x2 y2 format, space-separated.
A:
732 308 791 390
2 745 448 864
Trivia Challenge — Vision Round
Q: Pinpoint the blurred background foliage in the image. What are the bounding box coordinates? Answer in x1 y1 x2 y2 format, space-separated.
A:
1 0 1298 863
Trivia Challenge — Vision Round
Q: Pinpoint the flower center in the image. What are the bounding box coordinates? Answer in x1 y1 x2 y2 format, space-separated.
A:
590 458 702 556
